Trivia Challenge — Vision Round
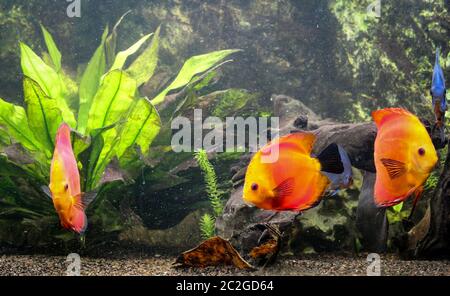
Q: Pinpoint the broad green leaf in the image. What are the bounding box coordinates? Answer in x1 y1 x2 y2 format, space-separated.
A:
127 26 160 87
105 10 131 67
90 128 120 190
60 71 79 108
20 42 61 100
23 77 63 153
116 98 161 159
0 98 41 152
87 70 137 131
78 26 109 134
80 124 117 191
85 70 137 189
20 42 76 128
0 128 10 146
72 130 91 159
40 25 62 72
151 49 240 105
110 33 153 71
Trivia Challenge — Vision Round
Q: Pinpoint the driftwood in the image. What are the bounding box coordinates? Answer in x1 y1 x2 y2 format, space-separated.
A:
355 172 388 253
218 94 450 257
414 143 450 258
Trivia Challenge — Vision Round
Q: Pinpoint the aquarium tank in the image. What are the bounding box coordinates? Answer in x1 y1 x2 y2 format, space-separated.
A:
0 0 449 283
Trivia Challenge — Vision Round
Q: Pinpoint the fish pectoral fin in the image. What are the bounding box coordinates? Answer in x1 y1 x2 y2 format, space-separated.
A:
82 191 98 207
380 158 406 179
273 178 295 198
73 195 85 211
73 191 97 211
40 185 53 200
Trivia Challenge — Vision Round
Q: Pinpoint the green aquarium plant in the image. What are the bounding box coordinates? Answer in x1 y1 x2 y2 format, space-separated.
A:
387 202 406 223
194 149 223 239
0 13 238 246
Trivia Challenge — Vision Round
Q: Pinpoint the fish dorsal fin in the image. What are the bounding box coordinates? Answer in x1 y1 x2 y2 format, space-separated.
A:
380 158 406 179
282 132 316 153
317 143 344 174
261 132 315 156
372 108 412 127
73 191 97 211
273 178 295 198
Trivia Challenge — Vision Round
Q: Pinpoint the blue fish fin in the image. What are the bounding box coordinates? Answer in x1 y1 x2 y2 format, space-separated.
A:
317 143 344 174
326 187 340 197
323 172 341 187
338 145 352 178
319 144 353 190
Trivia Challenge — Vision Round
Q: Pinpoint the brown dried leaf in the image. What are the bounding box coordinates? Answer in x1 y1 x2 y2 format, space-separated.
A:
174 236 254 270
249 239 279 259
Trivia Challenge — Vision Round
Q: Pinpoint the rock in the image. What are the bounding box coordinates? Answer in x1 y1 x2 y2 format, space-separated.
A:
215 185 298 255
216 182 359 254
119 210 205 253
272 94 321 133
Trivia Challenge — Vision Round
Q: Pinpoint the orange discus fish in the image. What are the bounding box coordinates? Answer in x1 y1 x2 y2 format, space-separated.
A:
243 132 352 212
49 123 88 234
372 108 438 207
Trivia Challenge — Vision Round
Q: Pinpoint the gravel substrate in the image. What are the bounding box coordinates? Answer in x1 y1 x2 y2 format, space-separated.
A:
0 253 449 276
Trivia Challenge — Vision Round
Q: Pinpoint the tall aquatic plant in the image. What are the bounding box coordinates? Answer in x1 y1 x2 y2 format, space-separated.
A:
0 13 238 245
194 149 223 239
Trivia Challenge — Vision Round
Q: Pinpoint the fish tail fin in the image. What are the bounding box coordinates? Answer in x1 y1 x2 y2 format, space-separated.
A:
338 144 353 178
317 143 344 174
318 143 353 188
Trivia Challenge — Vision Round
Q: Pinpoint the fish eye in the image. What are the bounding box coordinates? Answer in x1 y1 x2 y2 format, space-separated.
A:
64 184 69 191
418 148 425 156
251 183 258 191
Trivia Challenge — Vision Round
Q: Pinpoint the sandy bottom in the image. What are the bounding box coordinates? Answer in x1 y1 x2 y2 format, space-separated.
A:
1 253 449 276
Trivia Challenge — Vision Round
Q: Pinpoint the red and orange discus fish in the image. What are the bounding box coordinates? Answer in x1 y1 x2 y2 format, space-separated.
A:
372 108 438 208
48 123 90 234
243 132 352 212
